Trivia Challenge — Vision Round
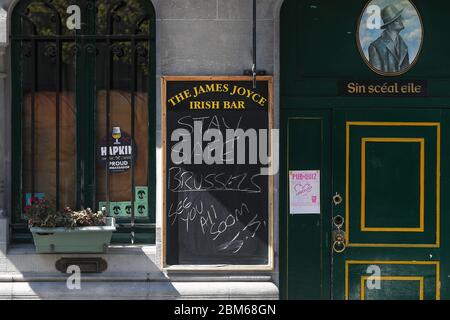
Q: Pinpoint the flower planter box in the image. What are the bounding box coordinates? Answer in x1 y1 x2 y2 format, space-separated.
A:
30 217 116 253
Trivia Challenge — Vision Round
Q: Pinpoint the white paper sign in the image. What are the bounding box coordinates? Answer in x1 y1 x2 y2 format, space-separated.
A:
289 170 320 214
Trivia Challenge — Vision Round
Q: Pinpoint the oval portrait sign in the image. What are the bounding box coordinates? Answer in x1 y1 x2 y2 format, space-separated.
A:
357 0 423 76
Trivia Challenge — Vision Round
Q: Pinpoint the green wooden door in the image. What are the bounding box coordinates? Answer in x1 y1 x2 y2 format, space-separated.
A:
279 0 450 300
280 109 332 300
332 108 445 300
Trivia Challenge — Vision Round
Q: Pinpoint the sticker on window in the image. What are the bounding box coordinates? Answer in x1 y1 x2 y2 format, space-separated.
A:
97 127 137 173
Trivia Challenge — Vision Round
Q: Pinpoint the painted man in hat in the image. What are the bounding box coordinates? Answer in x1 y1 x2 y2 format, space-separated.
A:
368 4 410 73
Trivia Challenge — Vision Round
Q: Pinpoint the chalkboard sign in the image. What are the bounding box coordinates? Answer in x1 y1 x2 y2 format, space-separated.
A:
162 76 273 269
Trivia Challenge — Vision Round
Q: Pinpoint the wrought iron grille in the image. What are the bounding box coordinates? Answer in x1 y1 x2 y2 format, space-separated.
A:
11 0 156 244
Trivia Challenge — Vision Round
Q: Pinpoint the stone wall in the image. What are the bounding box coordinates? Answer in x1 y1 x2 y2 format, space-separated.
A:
0 43 9 254
0 9 6 43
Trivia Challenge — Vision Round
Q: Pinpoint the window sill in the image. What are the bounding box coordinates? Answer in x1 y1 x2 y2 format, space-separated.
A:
7 244 157 255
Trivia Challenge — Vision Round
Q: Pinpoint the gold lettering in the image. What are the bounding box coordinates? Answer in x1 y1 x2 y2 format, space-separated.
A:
168 89 191 107
223 101 245 109
189 101 220 110
347 82 356 94
193 83 230 98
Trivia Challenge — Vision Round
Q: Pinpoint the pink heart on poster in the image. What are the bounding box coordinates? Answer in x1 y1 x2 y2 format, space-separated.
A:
294 183 312 196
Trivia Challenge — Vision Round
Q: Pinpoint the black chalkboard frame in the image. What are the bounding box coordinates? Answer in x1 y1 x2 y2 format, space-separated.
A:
161 76 274 271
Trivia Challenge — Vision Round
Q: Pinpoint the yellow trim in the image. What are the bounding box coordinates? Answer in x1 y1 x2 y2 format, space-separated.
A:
360 138 425 232
347 122 440 127
345 260 440 300
360 276 424 300
348 243 439 248
436 125 441 248
345 122 440 247
346 122 350 244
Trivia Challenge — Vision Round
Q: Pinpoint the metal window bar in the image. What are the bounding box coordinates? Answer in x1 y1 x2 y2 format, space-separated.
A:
42 1 62 210
252 0 256 88
20 2 63 210
105 1 126 215
105 3 117 219
19 14 37 203
130 14 149 244
12 35 152 40
130 29 136 245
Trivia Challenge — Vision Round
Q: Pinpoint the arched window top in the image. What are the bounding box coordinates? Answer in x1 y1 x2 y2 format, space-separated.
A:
11 0 155 37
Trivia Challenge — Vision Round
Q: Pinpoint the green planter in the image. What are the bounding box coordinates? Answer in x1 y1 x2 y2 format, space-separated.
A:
30 218 116 253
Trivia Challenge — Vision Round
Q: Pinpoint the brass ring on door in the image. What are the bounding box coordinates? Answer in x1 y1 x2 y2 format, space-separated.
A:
333 240 346 253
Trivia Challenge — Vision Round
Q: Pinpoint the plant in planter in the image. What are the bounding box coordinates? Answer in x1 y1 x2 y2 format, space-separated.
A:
25 198 116 253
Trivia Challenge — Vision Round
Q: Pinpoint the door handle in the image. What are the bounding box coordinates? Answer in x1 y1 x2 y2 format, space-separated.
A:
332 215 346 253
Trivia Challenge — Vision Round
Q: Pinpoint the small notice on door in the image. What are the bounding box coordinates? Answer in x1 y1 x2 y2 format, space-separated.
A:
289 170 320 214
